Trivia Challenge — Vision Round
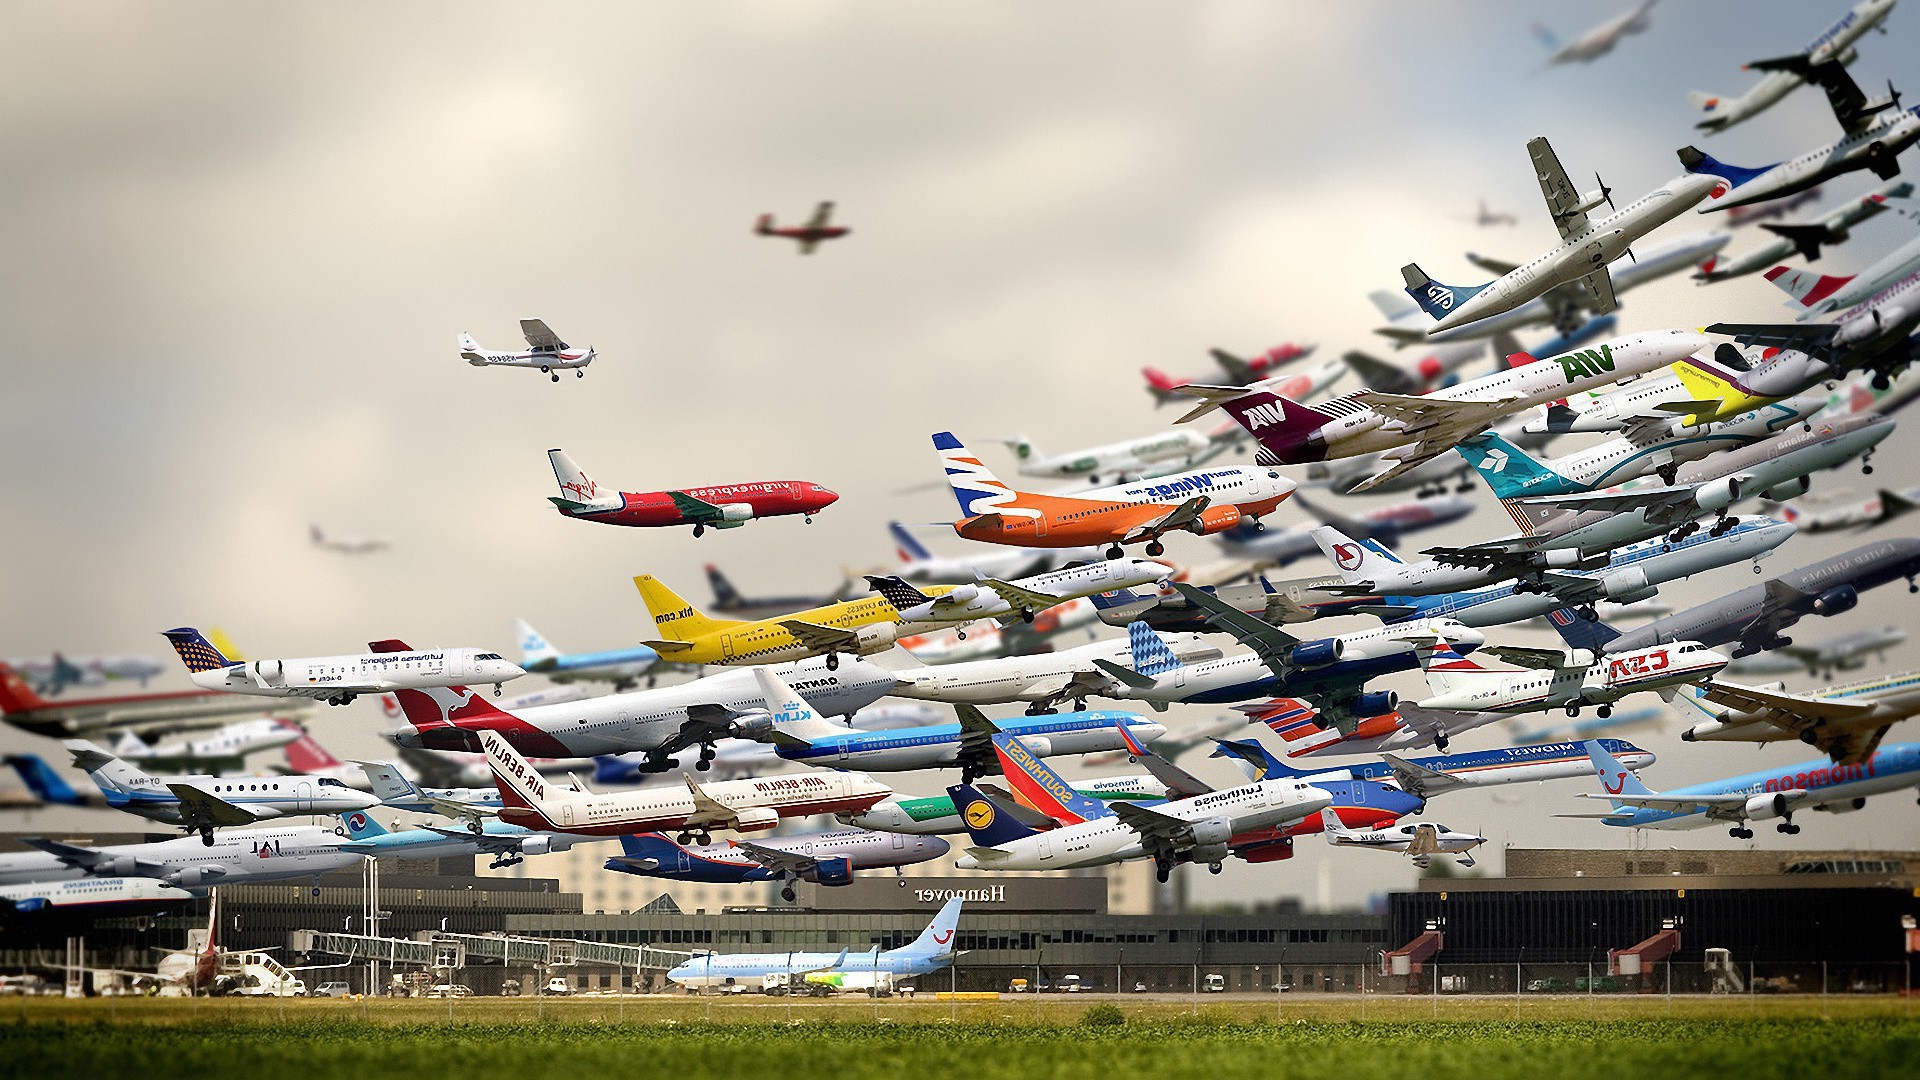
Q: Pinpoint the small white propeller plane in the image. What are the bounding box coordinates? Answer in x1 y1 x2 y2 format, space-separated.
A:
458 320 595 382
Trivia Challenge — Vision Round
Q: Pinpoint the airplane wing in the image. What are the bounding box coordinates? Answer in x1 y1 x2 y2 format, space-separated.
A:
1729 578 1817 655
1579 791 1756 813
1817 723 1893 766
1168 582 1300 676
682 777 740 828
1578 266 1618 317
1699 680 1877 726
806 202 834 230
1481 646 1577 670
519 319 567 351
1404 823 1442 859
165 784 264 828
1122 497 1211 542
1129 751 1214 799
777 619 862 655
1380 754 1464 798
1354 392 1517 440
731 840 820 878
421 793 499 822
1704 322 1839 360
418 825 534 856
1209 348 1255 384
1530 136 1591 243
666 491 726 522
953 705 1004 778
1520 482 1701 518
1758 222 1843 262
1340 352 1421 396
1108 801 1193 846
981 579 1065 615
1421 543 1549 575
1789 59 1885 137
18 837 163 875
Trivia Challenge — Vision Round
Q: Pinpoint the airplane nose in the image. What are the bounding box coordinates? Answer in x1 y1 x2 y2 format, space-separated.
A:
1447 624 1487 650
925 835 952 856
816 488 841 508
345 791 381 810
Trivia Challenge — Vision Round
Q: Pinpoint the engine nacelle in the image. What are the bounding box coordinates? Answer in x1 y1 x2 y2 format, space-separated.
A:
1744 791 1797 821
727 712 775 742
1761 477 1809 502
1813 584 1859 617
1183 818 1234 848
1693 474 1747 512
852 623 900 654
717 502 755 522
942 583 982 606
1571 188 1610 214
1815 797 1868 814
1350 690 1398 719
1541 548 1597 570
98 856 140 877
1187 842 1231 865
1194 504 1244 535
1015 735 1054 758
814 856 854 886
1286 638 1345 669
732 806 781 832
169 866 222 888
517 836 555 856
1599 566 1651 601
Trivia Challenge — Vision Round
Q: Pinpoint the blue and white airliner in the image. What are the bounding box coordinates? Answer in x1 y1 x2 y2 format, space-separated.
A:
1578 739 1920 838
667 896 962 993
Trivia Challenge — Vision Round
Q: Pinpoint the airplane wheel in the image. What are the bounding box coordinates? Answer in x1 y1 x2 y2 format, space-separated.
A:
1754 563 1763 573
541 365 551 374
1020 609 1035 624
1208 862 1223 875
493 685 502 697
1910 580 1919 594
1155 863 1171 884
1145 542 1164 557
693 524 705 538
1597 705 1612 718
468 820 483 835
1864 465 1874 475
1873 374 1891 391
696 758 711 772
781 887 796 902
956 630 966 640
825 653 839 670
1578 604 1598 620
575 369 584 378
695 832 711 845
200 828 215 847
675 833 692 845
804 515 813 524
551 374 560 382
1107 546 1124 559
1565 705 1579 718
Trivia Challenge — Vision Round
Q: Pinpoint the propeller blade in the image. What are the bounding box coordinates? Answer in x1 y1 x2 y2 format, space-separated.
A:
1595 172 1617 213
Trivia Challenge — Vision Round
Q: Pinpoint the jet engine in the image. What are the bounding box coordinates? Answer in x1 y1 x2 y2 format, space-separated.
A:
717 503 755 522
1350 690 1399 718
1598 566 1652 601
726 711 776 742
518 836 555 856
169 866 225 888
1012 735 1054 758
1812 584 1859 616
1195 505 1244 535
1187 842 1231 865
732 806 781 832
1540 548 1606 570
1181 818 1234 849
98 856 141 877
1235 837 1295 863
1694 474 1749 511
1761 477 1809 502
814 857 854 886
1816 797 1869 814
852 623 900 654
1744 791 1800 821
1286 638 1345 669
941 583 982 606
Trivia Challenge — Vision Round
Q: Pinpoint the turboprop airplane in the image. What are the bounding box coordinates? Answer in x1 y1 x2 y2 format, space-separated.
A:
1695 181 1911 282
63 740 377 843
1725 625 1907 678
948 732 1332 881
667 897 961 993
1532 0 1656 68
933 432 1296 558
1682 666 1920 763
545 449 838 536
756 201 849 254
1452 394 1824 496
1683 65 1920 212
999 426 1240 486
386 653 896 769
480 730 892 842
1183 330 1708 492
510 617 661 691
0 663 308 741
458 319 594 382
1141 342 1319 404
1319 809 1484 869
745 667 1165 779
1414 636 1729 722
862 557 1172 631
1573 738 1920 838
1689 0 1897 134
605 829 950 903
162 629 523 707
1401 141 1718 336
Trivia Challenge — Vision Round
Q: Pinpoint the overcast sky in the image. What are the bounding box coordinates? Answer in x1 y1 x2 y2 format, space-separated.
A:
3 2 1918 908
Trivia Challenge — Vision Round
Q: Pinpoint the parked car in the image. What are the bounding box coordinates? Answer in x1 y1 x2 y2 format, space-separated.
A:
309 981 351 998
542 977 573 996
1203 974 1226 993
426 984 473 998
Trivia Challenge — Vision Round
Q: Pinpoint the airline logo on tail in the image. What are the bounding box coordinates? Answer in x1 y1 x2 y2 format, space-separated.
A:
1554 344 1616 383
1331 543 1366 572
933 432 1039 519
962 799 995 831
1126 621 1183 677
162 629 231 674
1477 448 1509 474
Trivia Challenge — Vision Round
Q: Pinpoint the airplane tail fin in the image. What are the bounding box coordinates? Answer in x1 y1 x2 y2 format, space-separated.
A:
160 628 233 674
1308 525 1401 584
1142 367 1186 404
4 754 87 806
478 731 549 810
547 449 622 512
901 896 964 957
1367 288 1421 323
0 664 52 715
284 730 345 774
1237 699 1343 756
1208 735 1300 781
355 762 421 803
1414 639 1497 698
1582 739 1654 797
338 809 389 840
932 432 1037 520
1402 263 1492 323
752 667 855 744
1763 265 1855 310
62 740 151 796
1545 607 1623 654
704 565 746 608
511 617 561 667
1529 21 1560 50
1687 90 1726 117
990 732 1111 825
755 213 776 235
1318 806 1353 839
1677 145 1773 193
946 782 1040 847
866 574 937 612
1126 620 1185 677
457 331 486 363
999 435 1039 463
633 575 741 641
1211 387 1338 453
389 683 526 743
1451 432 1565 499
888 521 934 563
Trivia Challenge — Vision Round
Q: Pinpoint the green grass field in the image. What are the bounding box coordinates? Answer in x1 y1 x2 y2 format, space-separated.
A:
3 997 1916 1080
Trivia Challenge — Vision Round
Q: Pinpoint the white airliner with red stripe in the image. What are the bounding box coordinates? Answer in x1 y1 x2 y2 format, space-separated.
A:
1414 638 1728 719
479 730 892 841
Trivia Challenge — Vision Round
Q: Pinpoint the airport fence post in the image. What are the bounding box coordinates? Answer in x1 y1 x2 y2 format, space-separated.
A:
1666 960 1672 1013
1822 960 1829 1018
1515 958 1521 1020
1432 962 1438 1018
1360 958 1367 1021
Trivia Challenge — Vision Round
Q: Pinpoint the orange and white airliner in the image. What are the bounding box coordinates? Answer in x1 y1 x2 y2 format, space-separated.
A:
932 431 1294 559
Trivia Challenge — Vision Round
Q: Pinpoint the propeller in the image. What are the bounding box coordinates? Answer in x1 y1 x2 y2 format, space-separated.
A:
1887 79 1903 111
1594 172 1617 213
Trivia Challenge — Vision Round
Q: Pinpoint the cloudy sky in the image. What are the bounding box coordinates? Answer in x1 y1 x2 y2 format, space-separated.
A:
3 2 1917 907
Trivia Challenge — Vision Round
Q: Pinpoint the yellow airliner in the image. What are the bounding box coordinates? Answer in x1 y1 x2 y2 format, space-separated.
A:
633 575 955 669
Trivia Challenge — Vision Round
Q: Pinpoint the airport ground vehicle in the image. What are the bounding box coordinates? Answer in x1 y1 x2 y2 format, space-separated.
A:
309 981 350 998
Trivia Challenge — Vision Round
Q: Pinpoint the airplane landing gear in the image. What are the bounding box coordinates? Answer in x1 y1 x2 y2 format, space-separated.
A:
1145 541 1165 557
1154 857 1173 884
1565 704 1580 718
493 684 502 697
1107 545 1125 560
1434 733 1449 752
1729 826 1753 839
1776 819 1800 834
1578 603 1599 620
199 826 215 847
1020 608 1035 624
804 515 813 524
467 818 484 835
825 653 840 671
697 745 715 771
551 373 560 383
781 884 796 902
1597 704 1613 718
575 369 584 378
692 524 705 538
540 365 551 374
1208 862 1223 875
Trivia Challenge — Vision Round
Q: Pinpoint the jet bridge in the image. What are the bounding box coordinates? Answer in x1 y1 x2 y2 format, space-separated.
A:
288 929 685 972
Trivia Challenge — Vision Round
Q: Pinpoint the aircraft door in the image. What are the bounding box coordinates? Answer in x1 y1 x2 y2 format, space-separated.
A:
562 804 576 827
295 780 313 812
676 850 690 873
721 634 736 662
1038 835 1054 861
891 832 905 851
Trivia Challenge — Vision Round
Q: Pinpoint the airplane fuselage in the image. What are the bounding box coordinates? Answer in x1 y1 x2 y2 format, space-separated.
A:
1603 742 1920 829
556 482 839 528
1420 642 1729 715
499 769 893 837
953 467 1295 550
1700 107 1920 212
771 710 1166 771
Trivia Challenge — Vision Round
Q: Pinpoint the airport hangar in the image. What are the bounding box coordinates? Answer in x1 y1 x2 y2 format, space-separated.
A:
4 836 1915 995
